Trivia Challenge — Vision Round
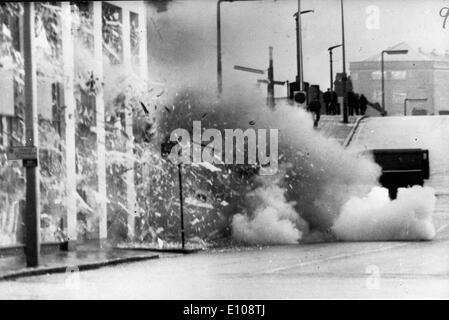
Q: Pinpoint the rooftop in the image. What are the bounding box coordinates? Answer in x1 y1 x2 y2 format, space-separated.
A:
360 42 449 63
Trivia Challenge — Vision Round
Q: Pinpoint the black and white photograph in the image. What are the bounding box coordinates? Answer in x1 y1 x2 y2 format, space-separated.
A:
0 0 448 303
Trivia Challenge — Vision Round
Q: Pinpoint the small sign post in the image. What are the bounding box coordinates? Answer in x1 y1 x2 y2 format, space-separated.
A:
161 140 185 250
6 146 38 161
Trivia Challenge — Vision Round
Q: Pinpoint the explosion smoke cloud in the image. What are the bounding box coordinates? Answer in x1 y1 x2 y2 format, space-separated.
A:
156 87 437 245
140 2 439 245
232 181 308 245
332 186 436 241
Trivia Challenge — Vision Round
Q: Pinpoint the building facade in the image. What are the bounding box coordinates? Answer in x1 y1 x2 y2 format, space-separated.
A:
0 1 148 248
350 43 449 116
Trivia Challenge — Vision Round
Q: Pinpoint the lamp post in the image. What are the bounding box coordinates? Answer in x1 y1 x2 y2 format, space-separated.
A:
293 5 314 91
217 0 260 95
23 2 40 267
381 49 408 114
404 98 427 116
328 44 342 93
340 0 348 123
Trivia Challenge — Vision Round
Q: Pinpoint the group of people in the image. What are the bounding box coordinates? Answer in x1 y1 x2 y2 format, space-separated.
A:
307 89 369 128
347 91 368 116
322 89 368 116
322 89 339 115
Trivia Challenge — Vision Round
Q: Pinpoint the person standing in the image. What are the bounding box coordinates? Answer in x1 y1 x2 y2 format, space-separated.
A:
308 97 322 128
359 94 368 115
323 89 332 115
354 93 361 115
347 91 358 116
331 90 338 115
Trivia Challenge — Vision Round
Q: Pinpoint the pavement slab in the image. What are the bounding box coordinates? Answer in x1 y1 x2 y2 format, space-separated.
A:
0 244 160 281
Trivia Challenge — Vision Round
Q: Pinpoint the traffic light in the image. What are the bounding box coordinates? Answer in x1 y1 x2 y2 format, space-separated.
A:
289 81 308 107
293 91 307 107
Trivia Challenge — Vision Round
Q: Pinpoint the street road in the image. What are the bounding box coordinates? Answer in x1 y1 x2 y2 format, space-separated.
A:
0 240 448 299
0 115 448 299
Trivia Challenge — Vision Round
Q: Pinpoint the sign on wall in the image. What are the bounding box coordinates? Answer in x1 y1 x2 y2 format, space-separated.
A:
6 146 38 160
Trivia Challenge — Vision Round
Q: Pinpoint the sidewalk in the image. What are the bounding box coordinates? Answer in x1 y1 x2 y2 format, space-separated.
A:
0 243 160 281
317 115 365 146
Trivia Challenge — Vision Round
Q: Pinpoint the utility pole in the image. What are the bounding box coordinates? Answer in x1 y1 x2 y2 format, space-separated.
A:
381 51 385 115
293 2 313 97
234 48 285 108
217 1 223 95
296 0 303 90
267 46 275 108
23 2 40 267
330 50 333 92
328 44 342 93
217 0 260 95
178 164 185 250
340 0 348 123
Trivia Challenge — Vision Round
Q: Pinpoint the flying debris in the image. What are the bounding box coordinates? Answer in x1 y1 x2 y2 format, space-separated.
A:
140 101 150 114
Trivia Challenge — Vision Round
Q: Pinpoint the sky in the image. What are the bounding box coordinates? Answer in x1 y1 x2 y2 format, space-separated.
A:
146 0 449 95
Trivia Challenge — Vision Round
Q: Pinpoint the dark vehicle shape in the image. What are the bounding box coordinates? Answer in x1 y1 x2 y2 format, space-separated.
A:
366 149 430 199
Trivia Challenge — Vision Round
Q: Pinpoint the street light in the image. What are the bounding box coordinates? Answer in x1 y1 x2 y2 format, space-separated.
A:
293 4 314 91
217 0 260 95
381 49 409 114
340 0 348 123
328 44 342 93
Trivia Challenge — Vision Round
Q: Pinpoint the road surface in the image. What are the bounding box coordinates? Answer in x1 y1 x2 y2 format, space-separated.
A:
0 240 448 299
0 115 448 299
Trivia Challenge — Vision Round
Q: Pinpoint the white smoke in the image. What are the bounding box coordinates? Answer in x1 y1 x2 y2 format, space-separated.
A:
232 183 308 245
146 5 438 244
232 184 436 244
332 185 436 241
157 89 437 245
227 101 436 244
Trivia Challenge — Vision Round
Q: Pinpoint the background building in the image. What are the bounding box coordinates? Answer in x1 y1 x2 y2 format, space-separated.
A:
350 43 449 116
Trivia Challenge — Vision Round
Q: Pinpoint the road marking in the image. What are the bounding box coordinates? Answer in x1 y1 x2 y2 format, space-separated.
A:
261 243 410 274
